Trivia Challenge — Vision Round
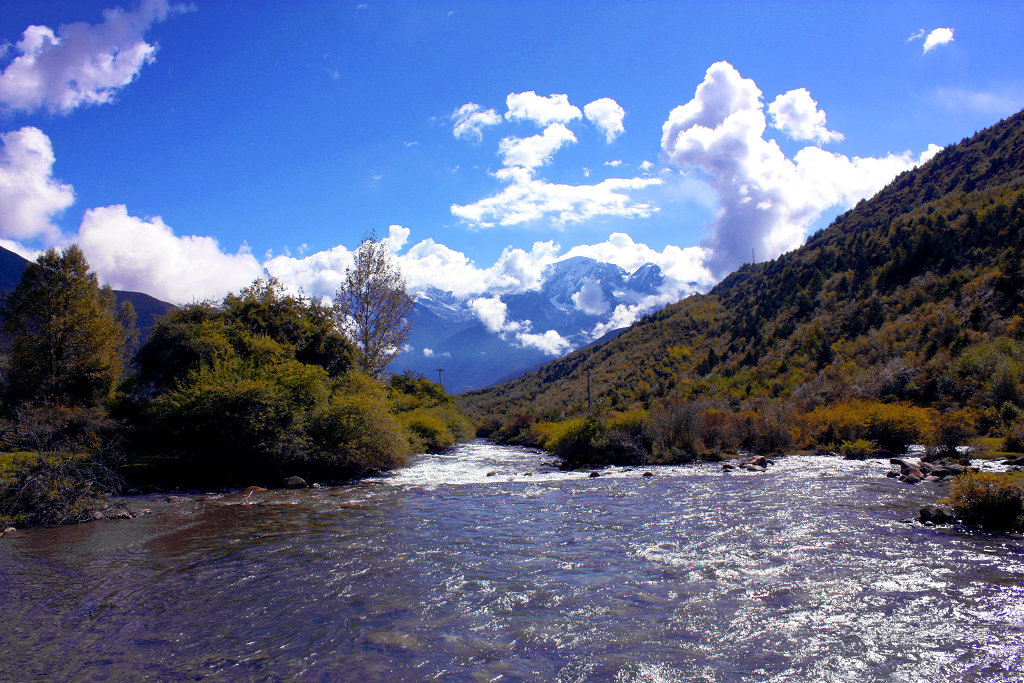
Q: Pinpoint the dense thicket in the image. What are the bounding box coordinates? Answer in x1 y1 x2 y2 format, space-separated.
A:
2 269 469 526
465 110 1024 463
120 278 464 487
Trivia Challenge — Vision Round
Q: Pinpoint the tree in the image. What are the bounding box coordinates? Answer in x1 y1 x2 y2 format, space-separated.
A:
333 235 414 376
2 245 129 407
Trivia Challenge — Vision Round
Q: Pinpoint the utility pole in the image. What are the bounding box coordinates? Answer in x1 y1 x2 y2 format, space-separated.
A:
435 367 444 389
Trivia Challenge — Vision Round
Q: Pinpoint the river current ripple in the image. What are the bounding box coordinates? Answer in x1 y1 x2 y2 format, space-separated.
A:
2 441 1023 681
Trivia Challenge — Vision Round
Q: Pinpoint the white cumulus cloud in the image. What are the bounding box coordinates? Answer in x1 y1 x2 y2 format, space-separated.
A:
922 27 954 53
498 123 577 169
0 0 180 114
661 61 939 277
451 102 501 142
516 330 571 356
0 126 75 241
768 88 843 143
451 167 661 228
572 277 610 315
505 91 581 126
76 204 263 303
584 97 626 143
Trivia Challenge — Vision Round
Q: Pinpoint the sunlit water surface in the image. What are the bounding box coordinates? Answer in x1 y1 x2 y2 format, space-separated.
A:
2 441 1023 681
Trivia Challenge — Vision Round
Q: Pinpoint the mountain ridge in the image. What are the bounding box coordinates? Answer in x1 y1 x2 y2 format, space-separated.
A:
462 110 1024 426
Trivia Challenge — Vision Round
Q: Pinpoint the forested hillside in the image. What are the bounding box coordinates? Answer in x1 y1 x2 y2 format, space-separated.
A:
463 110 1024 460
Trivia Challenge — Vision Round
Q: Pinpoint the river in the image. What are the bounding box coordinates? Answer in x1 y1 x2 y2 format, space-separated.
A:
1 441 1023 681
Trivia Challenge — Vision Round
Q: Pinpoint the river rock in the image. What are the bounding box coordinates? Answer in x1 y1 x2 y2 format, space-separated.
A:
722 463 737 471
589 471 601 478
641 471 654 477
90 510 105 520
900 473 922 484
282 476 308 489
485 471 497 477
924 475 942 482
919 504 955 525
747 455 768 468
741 463 766 472
2 526 15 535
105 509 133 520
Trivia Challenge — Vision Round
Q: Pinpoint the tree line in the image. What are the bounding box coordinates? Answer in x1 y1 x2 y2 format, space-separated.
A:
0 237 470 528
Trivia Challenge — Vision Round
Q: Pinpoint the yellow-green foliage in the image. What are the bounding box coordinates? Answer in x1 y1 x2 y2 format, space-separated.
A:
401 408 455 452
804 400 933 453
387 371 475 453
941 472 1024 529
1005 415 1024 453
607 409 648 436
929 409 976 460
308 379 410 473
544 417 605 466
839 439 875 459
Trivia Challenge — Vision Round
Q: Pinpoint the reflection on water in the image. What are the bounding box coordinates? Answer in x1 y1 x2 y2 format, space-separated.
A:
2 441 1023 681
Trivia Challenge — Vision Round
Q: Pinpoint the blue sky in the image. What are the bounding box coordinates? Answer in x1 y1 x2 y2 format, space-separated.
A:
0 0 1022 305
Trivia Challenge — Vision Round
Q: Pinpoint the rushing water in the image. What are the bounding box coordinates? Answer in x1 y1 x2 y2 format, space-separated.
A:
2 441 1023 682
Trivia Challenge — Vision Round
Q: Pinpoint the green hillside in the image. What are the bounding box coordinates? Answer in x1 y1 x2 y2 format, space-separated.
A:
463 110 1024 461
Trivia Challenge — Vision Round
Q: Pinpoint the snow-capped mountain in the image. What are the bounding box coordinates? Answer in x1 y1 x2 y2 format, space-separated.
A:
390 256 701 393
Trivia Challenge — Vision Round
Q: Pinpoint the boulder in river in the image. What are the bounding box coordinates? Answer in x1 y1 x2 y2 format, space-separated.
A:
919 504 955 525
588 471 601 478
282 476 308 489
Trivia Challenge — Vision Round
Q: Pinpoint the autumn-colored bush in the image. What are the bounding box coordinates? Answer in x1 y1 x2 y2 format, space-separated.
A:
803 400 932 454
839 439 876 459
929 410 976 460
1005 416 1024 453
941 472 1024 529
544 417 606 467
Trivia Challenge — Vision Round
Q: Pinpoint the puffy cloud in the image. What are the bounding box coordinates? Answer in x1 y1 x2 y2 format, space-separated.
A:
584 97 626 143
381 224 410 253
505 91 581 126
0 126 75 241
264 243 352 300
498 123 577 169
768 88 843 143
451 102 501 142
451 167 661 228
921 27 954 54
661 61 938 277
76 204 262 302
516 330 571 356
470 296 520 334
0 0 179 114
572 277 610 315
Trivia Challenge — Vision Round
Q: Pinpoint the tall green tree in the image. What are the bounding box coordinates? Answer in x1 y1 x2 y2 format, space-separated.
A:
2 245 129 407
333 235 415 376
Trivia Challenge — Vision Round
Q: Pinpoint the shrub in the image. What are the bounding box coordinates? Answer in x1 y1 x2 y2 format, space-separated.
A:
941 472 1024 529
306 387 410 476
930 410 976 459
803 400 932 453
401 408 455 452
545 417 606 467
1004 416 1024 453
839 439 876 459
